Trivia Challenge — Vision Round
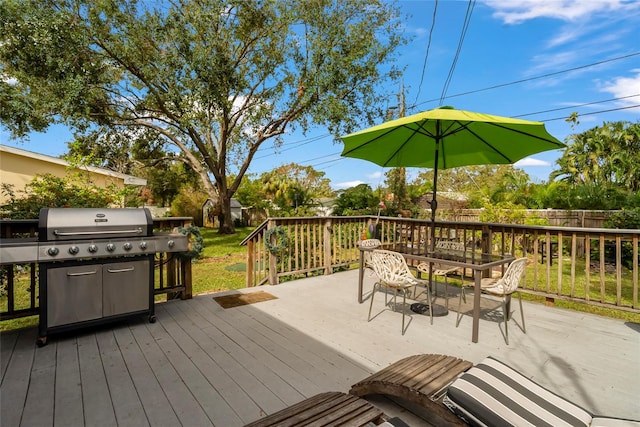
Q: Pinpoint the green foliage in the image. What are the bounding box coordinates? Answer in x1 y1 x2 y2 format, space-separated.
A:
479 201 528 224
0 174 121 219
384 167 415 215
234 173 270 210
551 121 640 191
1 0 407 233
169 186 208 226
479 201 548 226
260 163 335 217
175 225 205 260
602 209 640 269
333 184 378 216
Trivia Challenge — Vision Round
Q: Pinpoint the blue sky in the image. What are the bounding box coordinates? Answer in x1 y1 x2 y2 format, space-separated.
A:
2 0 640 190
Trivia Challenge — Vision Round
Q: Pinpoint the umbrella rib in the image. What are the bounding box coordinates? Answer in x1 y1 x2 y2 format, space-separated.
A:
340 126 401 157
383 125 425 167
454 122 563 163
487 122 564 145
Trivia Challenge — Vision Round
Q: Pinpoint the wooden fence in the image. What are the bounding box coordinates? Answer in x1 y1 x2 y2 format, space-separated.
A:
0 217 193 322
241 216 639 313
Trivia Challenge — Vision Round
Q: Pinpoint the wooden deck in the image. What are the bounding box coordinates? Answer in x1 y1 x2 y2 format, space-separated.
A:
2 269 639 426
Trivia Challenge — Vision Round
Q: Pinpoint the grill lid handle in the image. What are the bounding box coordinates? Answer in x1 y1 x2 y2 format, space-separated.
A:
53 228 143 237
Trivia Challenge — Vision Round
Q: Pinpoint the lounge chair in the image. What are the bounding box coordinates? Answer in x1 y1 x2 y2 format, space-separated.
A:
350 354 472 426
243 391 406 427
350 354 640 427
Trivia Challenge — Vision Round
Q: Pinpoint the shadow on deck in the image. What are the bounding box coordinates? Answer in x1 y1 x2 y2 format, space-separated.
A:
1 269 639 426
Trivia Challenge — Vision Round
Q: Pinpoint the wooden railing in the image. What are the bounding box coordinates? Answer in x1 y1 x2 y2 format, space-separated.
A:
0 217 193 322
241 216 640 313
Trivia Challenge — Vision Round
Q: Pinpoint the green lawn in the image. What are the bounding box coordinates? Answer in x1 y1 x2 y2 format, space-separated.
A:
190 227 252 295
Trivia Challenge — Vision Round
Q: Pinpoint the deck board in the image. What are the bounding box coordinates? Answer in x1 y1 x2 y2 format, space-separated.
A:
54 337 84 427
168 299 286 416
21 333 56 427
1 328 36 427
1 269 639 426
112 326 180 427
146 312 243 426
77 333 118 427
128 320 212 426
96 330 149 427
0 330 18 381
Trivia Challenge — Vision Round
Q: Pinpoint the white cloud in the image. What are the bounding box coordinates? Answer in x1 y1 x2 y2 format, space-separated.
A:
514 157 550 167
599 70 640 107
366 171 383 179
483 0 640 25
334 180 365 190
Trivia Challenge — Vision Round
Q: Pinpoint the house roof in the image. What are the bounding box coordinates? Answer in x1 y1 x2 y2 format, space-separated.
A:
0 144 147 186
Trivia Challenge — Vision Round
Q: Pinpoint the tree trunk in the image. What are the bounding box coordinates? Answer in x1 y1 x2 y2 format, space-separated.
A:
218 195 236 234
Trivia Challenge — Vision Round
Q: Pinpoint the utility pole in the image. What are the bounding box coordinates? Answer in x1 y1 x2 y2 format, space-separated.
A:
385 83 410 216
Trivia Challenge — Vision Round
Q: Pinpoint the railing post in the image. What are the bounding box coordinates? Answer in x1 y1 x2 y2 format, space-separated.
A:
246 239 255 287
481 224 492 278
180 258 192 299
268 220 278 286
324 218 332 275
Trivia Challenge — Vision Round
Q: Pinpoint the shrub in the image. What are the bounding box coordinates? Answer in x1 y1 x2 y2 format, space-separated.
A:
0 174 121 219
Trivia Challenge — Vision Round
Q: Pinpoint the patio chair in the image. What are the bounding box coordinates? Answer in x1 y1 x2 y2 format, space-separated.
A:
368 249 432 334
360 238 382 275
456 257 528 345
416 240 464 308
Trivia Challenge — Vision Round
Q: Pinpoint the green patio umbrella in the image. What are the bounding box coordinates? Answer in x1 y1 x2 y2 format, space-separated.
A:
340 106 564 248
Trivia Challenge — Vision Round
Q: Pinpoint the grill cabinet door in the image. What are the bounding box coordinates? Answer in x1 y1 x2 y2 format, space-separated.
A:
47 265 103 327
102 258 150 317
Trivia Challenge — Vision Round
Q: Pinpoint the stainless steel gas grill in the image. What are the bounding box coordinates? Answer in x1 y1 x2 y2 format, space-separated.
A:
0 208 189 346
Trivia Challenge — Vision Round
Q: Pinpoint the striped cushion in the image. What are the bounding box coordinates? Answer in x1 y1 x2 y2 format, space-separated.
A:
444 357 593 427
591 418 640 427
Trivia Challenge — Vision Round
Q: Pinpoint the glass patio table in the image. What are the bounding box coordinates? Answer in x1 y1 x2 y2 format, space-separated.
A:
357 242 514 343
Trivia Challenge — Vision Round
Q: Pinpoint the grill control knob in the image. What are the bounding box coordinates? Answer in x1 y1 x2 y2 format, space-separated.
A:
139 241 148 250
88 244 98 253
68 246 79 255
123 242 133 251
106 243 116 252
167 240 175 249
47 247 59 256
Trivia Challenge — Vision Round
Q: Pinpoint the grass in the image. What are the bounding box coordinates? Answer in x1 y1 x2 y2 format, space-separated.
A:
190 227 252 295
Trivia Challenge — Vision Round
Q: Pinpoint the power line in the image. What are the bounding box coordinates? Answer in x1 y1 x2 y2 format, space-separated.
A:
542 104 640 122
513 94 640 118
306 102 640 173
253 133 331 160
411 51 640 111
257 53 640 163
413 0 438 106
439 0 475 105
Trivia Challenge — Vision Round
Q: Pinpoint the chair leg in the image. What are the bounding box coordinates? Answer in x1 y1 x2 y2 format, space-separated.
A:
368 282 377 321
401 289 407 335
424 282 433 325
444 276 449 309
455 287 464 327
518 291 526 333
502 298 509 345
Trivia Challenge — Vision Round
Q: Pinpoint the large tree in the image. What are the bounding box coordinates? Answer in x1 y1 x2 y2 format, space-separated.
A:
0 0 406 233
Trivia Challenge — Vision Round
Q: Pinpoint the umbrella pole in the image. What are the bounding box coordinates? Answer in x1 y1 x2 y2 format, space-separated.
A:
427 137 441 317
430 134 440 252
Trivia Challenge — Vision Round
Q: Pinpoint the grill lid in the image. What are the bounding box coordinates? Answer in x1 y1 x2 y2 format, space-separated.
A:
39 208 153 241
